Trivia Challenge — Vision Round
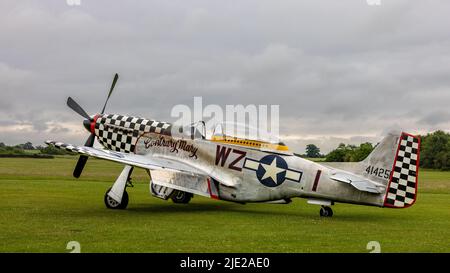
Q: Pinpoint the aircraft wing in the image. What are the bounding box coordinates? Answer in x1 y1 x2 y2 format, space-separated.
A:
45 140 219 182
329 171 382 194
150 169 216 199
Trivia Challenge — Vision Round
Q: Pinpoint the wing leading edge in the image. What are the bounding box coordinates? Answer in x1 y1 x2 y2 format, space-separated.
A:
45 140 237 186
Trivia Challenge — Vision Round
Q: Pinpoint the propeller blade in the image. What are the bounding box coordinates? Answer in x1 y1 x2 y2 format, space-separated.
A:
67 97 91 120
101 73 119 114
85 133 95 147
73 155 88 178
73 134 95 178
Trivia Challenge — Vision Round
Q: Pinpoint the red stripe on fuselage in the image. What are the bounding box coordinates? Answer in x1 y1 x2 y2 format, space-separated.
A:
207 178 219 200
312 170 322 192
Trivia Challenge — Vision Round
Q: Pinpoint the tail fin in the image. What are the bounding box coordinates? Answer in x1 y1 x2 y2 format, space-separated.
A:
384 133 420 208
360 132 421 208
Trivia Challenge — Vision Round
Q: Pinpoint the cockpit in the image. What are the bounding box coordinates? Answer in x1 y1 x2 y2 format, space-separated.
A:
175 121 290 152
176 121 207 140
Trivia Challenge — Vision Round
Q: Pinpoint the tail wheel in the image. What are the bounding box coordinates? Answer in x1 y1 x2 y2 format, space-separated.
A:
171 190 193 204
319 206 333 217
104 187 129 209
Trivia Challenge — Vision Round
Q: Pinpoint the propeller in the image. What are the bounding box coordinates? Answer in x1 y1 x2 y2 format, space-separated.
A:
67 97 92 121
68 73 119 178
73 134 95 178
101 73 118 114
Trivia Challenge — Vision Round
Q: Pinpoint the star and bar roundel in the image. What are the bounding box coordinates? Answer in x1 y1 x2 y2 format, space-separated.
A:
243 154 303 187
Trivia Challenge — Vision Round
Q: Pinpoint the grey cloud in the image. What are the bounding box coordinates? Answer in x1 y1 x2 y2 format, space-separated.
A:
0 0 450 152
418 111 450 127
49 125 70 134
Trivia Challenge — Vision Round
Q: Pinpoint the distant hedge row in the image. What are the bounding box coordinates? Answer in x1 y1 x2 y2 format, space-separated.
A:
420 131 450 170
0 142 73 157
0 154 54 159
324 142 374 163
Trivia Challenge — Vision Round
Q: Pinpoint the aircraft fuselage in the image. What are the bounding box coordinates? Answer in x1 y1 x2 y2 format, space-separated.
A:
92 113 386 206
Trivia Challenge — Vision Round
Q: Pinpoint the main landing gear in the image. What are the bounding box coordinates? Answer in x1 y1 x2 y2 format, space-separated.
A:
105 187 129 209
319 206 333 217
104 165 133 210
170 190 193 204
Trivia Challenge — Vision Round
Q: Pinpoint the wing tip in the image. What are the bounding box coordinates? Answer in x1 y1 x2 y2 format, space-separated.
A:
45 140 54 145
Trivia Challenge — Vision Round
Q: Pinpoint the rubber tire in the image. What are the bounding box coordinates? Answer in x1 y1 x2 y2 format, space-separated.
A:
171 191 193 204
320 206 333 217
104 187 129 209
326 206 333 217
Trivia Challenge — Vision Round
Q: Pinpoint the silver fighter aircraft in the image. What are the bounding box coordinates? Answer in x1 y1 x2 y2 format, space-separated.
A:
46 74 421 217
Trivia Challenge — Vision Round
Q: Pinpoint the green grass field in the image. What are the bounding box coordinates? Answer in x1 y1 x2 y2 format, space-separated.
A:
0 157 449 253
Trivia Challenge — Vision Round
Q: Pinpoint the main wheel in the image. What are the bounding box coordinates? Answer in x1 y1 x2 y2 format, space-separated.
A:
319 206 333 217
171 190 193 204
104 187 129 209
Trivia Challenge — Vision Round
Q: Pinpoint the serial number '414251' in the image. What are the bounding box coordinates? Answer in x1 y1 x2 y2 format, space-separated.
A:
365 166 391 180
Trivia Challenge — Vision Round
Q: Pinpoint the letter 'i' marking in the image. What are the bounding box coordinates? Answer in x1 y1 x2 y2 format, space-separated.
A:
312 170 322 192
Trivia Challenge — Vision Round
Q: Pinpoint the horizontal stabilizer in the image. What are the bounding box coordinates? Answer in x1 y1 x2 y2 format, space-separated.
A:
330 172 382 194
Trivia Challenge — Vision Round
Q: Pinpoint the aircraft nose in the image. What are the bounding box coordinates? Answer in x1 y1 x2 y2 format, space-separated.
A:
82 114 100 134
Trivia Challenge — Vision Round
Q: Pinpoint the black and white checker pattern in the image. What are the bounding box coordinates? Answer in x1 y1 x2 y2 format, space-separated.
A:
384 133 420 208
45 141 80 153
95 114 172 153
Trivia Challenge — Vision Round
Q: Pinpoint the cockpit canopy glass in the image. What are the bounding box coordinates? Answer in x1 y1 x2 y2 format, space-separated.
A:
174 121 206 140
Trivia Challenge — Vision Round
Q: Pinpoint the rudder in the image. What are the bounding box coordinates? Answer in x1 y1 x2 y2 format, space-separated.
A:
383 133 421 208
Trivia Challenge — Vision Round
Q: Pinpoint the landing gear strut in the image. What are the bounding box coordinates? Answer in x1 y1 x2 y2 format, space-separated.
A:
319 206 333 217
104 165 133 210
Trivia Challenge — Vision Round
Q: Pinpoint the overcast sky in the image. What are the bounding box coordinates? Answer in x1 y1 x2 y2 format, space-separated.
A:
1 0 450 153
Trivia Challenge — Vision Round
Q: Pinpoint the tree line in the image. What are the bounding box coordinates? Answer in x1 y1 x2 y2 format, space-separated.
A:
0 142 71 157
304 130 450 170
303 142 374 162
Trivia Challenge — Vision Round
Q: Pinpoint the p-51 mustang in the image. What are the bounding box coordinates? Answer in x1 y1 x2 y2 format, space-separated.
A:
46 74 421 217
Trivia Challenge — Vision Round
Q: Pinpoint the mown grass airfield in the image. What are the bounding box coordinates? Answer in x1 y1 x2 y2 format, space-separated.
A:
0 156 449 253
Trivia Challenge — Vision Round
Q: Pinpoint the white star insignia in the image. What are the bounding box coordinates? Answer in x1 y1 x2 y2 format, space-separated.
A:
260 157 285 185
